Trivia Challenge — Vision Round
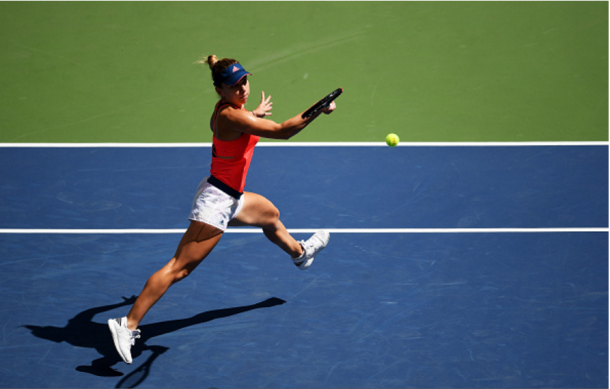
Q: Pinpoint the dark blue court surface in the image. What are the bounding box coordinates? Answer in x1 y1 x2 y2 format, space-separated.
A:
0 146 607 229
0 146 607 388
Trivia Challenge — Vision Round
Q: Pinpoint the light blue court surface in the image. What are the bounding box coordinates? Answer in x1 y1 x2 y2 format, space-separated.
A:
0 145 607 388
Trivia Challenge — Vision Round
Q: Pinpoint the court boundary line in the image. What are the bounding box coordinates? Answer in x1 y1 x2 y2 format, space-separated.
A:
0 142 608 148
0 228 607 234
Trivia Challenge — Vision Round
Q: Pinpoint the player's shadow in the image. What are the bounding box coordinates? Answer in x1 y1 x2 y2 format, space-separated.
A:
23 296 286 386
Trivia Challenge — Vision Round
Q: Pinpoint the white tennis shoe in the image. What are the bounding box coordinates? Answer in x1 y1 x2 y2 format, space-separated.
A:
293 230 330 270
108 317 141 364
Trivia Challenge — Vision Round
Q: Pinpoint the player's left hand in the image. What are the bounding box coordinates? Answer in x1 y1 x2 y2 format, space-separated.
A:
252 91 273 118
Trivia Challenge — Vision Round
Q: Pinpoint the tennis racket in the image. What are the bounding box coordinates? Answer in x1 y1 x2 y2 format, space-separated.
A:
302 87 343 119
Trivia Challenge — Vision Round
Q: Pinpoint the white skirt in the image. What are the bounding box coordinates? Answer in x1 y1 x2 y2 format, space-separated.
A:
188 177 245 231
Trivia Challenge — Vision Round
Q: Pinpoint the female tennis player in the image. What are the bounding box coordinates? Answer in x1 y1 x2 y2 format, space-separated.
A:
108 55 336 364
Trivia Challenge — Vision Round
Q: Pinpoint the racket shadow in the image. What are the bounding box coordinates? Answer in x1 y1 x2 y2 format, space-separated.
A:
23 296 286 384
138 297 286 341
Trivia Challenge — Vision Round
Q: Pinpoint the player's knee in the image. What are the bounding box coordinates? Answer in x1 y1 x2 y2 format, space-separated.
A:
172 268 191 283
260 206 281 231
266 206 281 227
269 206 280 221
165 261 192 283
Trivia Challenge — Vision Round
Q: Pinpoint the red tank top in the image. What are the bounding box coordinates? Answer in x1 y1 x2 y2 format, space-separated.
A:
209 101 260 193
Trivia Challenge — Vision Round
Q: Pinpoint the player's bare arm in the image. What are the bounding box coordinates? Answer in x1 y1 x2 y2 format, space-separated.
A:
217 99 336 140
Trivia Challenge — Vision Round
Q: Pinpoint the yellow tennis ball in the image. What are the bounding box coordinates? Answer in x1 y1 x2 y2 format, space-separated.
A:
386 133 400 147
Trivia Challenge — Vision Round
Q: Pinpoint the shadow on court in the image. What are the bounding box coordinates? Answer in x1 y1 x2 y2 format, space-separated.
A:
23 296 286 388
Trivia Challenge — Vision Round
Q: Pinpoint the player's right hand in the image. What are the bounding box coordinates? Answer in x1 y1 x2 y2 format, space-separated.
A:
322 101 336 115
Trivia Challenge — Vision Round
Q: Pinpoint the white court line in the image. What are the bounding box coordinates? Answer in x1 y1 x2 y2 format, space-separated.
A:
0 142 608 147
0 228 606 234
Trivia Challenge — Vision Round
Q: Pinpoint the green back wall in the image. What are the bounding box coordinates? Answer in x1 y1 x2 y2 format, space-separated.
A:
1 2 607 143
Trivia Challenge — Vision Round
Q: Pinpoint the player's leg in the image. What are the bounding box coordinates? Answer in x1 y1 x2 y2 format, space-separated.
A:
229 192 302 257
126 221 223 330
109 221 222 364
229 192 329 269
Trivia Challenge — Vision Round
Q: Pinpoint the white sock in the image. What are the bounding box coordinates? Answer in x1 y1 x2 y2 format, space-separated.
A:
292 243 305 260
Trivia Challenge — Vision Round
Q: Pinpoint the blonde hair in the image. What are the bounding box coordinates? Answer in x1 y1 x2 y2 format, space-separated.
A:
195 54 239 87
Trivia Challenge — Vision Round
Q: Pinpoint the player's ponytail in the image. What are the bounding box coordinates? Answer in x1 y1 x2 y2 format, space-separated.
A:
195 54 239 87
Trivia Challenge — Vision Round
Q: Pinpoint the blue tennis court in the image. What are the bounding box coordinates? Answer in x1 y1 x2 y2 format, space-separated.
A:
0 145 607 388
